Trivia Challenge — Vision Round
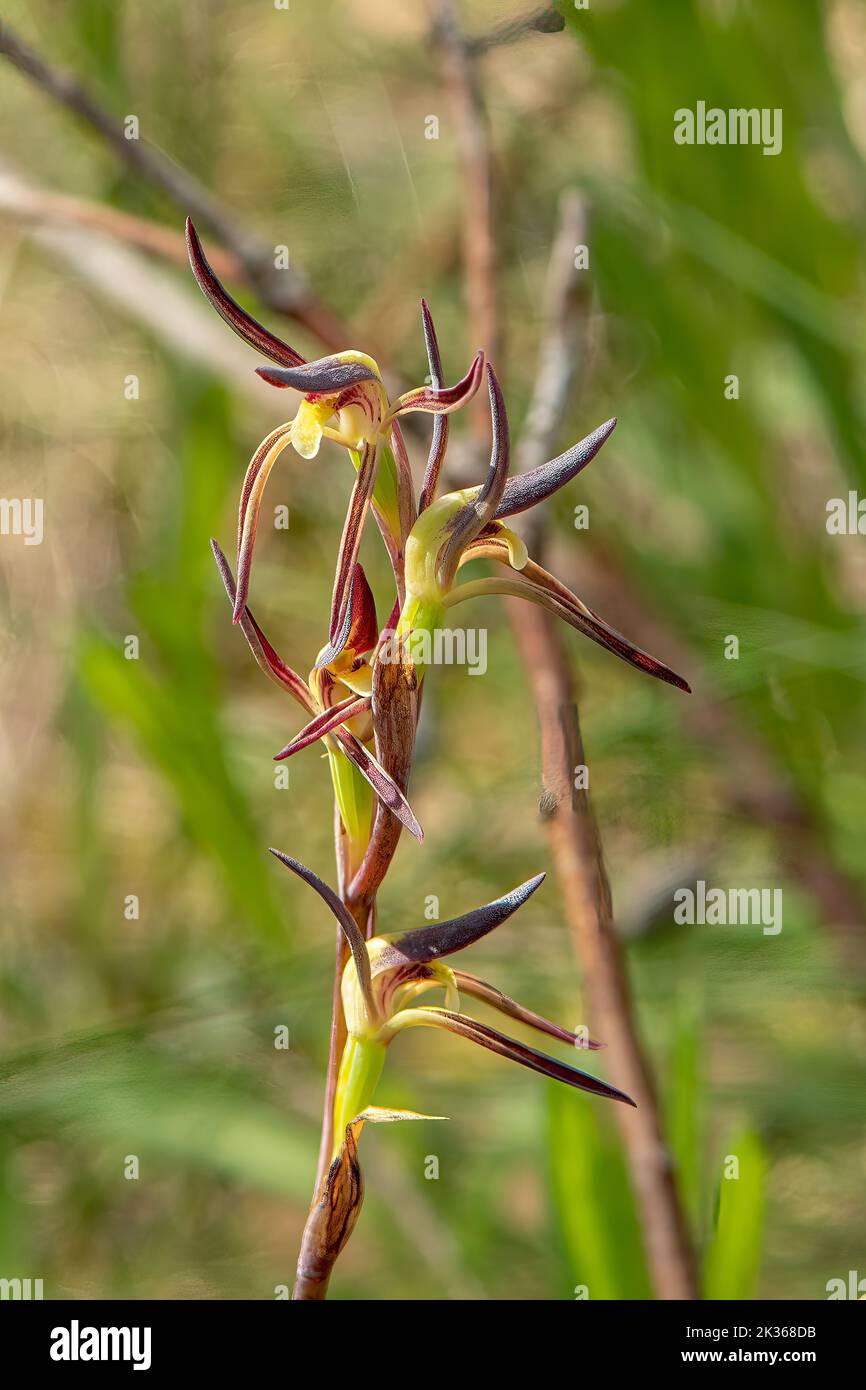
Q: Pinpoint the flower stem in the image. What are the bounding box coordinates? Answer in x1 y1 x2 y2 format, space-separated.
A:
331 1036 387 1161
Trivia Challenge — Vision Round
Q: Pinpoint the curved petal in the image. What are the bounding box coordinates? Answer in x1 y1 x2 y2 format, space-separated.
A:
268 850 378 1022
390 1007 636 1106
495 417 617 519
388 418 417 547
418 298 450 512
234 424 296 622
346 563 379 657
451 971 604 1050
210 540 315 713
333 729 423 842
185 218 305 366
445 570 691 693
461 524 529 571
435 363 510 588
389 349 484 419
315 562 378 672
323 441 380 659
273 694 370 761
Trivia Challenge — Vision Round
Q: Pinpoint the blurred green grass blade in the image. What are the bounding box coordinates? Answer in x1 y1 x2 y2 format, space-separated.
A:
78 636 285 944
665 999 703 1229
547 1083 650 1299
76 375 288 944
1 1033 315 1200
703 1130 768 1299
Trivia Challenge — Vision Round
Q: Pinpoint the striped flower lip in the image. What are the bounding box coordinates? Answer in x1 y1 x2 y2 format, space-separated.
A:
269 850 635 1109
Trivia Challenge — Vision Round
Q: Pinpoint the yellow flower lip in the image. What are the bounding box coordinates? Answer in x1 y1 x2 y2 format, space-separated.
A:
341 936 460 1041
290 397 337 458
255 351 388 456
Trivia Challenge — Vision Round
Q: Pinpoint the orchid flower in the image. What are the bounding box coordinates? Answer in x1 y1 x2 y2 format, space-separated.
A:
270 851 634 1160
186 220 483 647
210 540 422 864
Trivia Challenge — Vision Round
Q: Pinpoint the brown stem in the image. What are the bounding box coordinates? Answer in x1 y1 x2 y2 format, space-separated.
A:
469 6 565 57
507 194 698 1299
509 601 700 1299
436 2 698 1297
565 540 866 964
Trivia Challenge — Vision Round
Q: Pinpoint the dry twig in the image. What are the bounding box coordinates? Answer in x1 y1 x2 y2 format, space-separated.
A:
435 2 700 1299
0 18 353 353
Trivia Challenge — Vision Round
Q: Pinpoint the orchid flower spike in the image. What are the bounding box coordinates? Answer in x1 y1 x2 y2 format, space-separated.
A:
269 851 635 1159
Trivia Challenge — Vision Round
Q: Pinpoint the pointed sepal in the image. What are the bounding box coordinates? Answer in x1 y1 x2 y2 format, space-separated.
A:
495 417 617 519
376 873 545 972
185 218 305 367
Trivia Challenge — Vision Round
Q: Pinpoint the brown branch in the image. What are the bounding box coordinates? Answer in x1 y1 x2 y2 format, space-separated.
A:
509 607 700 1298
563 539 866 963
0 176 239 277
509 196 699 1300
0 17 353 353
435 0 700 1298
469 6 565 57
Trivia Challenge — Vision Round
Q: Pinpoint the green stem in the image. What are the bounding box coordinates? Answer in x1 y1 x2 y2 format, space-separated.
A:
331 1036 387 1160
394 594 445 677
326 745 374 880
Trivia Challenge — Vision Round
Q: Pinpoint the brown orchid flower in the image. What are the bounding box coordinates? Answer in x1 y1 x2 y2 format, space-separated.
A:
385 327 691 694
269 849 634 1157
210 539 422 846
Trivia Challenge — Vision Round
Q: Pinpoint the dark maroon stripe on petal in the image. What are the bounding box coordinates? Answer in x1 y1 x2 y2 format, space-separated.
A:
421 1009 635 1106
418 299 449 512
451 971 604 1050
334 730 424 842
185 218 305 367
381 873 545 968
326 442 379 655
495 417 617 519
211 540 315 712
273 694 369 761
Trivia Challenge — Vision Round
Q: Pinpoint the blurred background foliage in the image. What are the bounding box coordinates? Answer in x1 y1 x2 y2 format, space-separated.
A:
0 0 864 1299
